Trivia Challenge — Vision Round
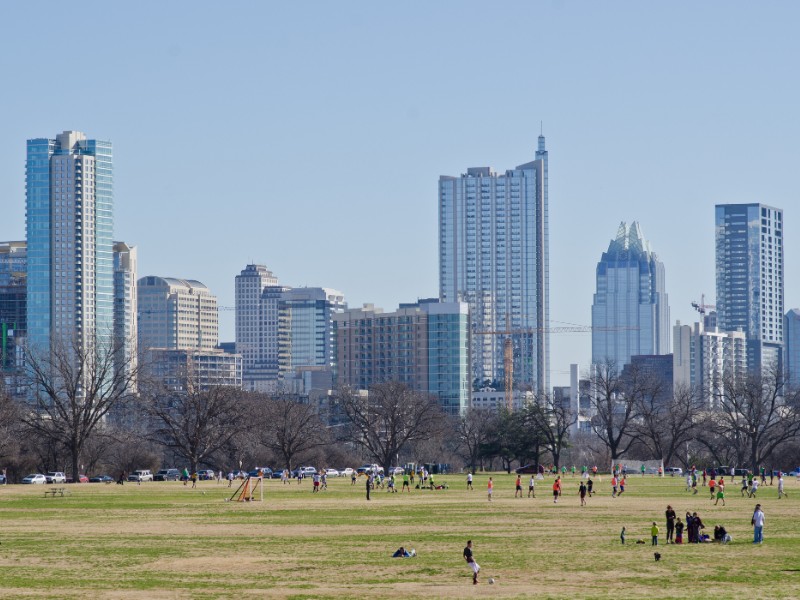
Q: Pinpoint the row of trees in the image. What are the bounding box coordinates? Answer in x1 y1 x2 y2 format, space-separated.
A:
2 339 799 480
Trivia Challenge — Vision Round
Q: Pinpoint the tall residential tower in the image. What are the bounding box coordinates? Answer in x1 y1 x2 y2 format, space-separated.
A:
591 222 670 367
715 204 784 372
439 135 549 393
26 131 113 354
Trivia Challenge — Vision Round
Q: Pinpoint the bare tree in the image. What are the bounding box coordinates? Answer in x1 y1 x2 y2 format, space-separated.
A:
633 383 700 467
258 394 330 471
454 408 493 472
337 382 444 474
712 367 800 472
21 335 140 480
526 393 576 469
586 360 642 463
145 384 251 473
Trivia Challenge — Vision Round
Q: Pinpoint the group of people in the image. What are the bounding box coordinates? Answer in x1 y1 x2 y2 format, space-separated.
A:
639 503 765 546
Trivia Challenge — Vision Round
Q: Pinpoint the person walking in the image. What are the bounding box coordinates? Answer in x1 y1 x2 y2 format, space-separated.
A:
365 473 371 501
515 475 523 498
463 540 480 585
749 477 759 498
665 505 676 544
487 477 493 502
528 475 536 498
182 467 189 486
579 482 587 506
651 522 659 546
191 471 197 488
611 474 618 498
778 474 787 498
552 477 561 504
752 504 765 544
587 477 594 497
709 477 716 500
467 472 473 490
351 470 357 486
618 476 626 496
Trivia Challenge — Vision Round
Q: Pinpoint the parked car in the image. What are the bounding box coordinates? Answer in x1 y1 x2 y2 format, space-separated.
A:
22 474 47 484
0 473 5 484
388 467 405 476
154 469 181 481
248 468 272 478
89 474 114 483
664 467 683 476
515 464 539 475
198 469 216 480
340 468 355 478
323 468 340 477
271 470 283 479
127 469 154 482
66 474 89 483
357 464 383 475
45 472 67 484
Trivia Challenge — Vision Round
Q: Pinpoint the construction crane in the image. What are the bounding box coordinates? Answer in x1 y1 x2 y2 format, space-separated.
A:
691 294 716 316
473 324 639 412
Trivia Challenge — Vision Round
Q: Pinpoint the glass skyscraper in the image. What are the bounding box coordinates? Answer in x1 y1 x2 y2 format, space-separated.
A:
26 131 114 354
715 203 783 373
591 222 670 367
785 309 800 386
439 135 549 393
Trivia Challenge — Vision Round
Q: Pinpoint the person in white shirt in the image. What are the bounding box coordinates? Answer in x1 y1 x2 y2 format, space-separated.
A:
752 504 765 543
750 478 759 498
467 472 473 490
778 475 787 498
528 476 536 498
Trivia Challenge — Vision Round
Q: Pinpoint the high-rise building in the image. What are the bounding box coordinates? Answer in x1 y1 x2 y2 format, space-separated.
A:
148 348 242 391
0 241 26 375
715 203 784 373
439 135 549 393
137 276 218 351
277 287 345 380
113 242 137 382
235 264 279 387
334 299 470 414
26 131 114 355
785 309 800 386
673 321 747 407
591 222 670 367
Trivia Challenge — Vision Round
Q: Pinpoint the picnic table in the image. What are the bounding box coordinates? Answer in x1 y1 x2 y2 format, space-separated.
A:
44 487 67 498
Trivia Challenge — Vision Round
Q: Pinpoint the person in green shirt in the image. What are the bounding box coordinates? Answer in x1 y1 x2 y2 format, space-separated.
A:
402 471 410 492
651 522 659 546
641 464 646 477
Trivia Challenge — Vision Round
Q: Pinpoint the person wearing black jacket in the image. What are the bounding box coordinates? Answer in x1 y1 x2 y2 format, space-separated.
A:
665 505 677 544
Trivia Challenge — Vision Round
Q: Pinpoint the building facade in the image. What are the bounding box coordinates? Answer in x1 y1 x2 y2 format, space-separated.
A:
234 264 279 388
439 135 549 394
715 203 784 373
147 348 242 391
137 276 218 351
785 309 800 386
26 131 114 355
334 299 470 414
0 241 26 375
673 321 747 408
591 221 670 368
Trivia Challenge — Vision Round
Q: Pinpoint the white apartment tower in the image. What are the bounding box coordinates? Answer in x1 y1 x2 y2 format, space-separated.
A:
235 264 280 391
113 242 137 381
137 276 218 351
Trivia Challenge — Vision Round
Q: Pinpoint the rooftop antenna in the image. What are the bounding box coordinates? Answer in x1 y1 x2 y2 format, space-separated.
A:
540 121 543 136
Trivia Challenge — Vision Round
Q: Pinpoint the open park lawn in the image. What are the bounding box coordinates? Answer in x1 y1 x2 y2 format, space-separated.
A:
1 473 799 599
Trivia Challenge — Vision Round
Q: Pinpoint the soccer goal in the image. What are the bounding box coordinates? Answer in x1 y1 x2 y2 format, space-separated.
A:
229 476 263 502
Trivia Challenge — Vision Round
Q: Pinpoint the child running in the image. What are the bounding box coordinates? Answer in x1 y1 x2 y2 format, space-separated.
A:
778 474 787 498
618 476 626 496
579 482 587 506
715 481 725 506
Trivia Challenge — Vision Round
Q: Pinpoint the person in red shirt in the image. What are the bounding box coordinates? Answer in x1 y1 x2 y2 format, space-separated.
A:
552 477 561 504
515 475 522 498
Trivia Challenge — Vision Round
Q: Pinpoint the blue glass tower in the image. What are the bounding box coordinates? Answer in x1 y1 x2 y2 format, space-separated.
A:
591 222 670 367
26 131 114 354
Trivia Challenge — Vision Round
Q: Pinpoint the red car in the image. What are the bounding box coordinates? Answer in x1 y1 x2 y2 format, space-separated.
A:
67 474 90 483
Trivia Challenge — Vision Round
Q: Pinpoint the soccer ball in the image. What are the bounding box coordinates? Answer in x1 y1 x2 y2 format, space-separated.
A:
488 577 495 584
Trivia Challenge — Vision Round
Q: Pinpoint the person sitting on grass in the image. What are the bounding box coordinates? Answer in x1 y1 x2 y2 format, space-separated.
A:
392 546 415 558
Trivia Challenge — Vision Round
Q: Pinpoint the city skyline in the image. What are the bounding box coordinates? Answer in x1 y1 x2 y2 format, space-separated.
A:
2 3 799 386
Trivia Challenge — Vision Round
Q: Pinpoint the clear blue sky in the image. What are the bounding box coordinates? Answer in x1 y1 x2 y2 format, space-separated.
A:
1 2 798 385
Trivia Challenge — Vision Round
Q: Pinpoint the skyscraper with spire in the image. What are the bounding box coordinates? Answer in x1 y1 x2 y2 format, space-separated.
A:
439 135 549 394
591 222 670 367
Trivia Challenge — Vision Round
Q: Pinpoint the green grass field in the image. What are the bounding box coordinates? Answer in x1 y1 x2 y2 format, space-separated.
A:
1 473 798 599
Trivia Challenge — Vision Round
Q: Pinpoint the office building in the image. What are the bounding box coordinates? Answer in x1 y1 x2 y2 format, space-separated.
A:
0 241 26 374
137 276 218 351
235 264 279 388
334 299 470 414
26 131 114 355
113 242 137 382
622 354 674 403
715 203 784 372
785 309 800 386
591 221 670 367
673 321 747 408
439 135 549 393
